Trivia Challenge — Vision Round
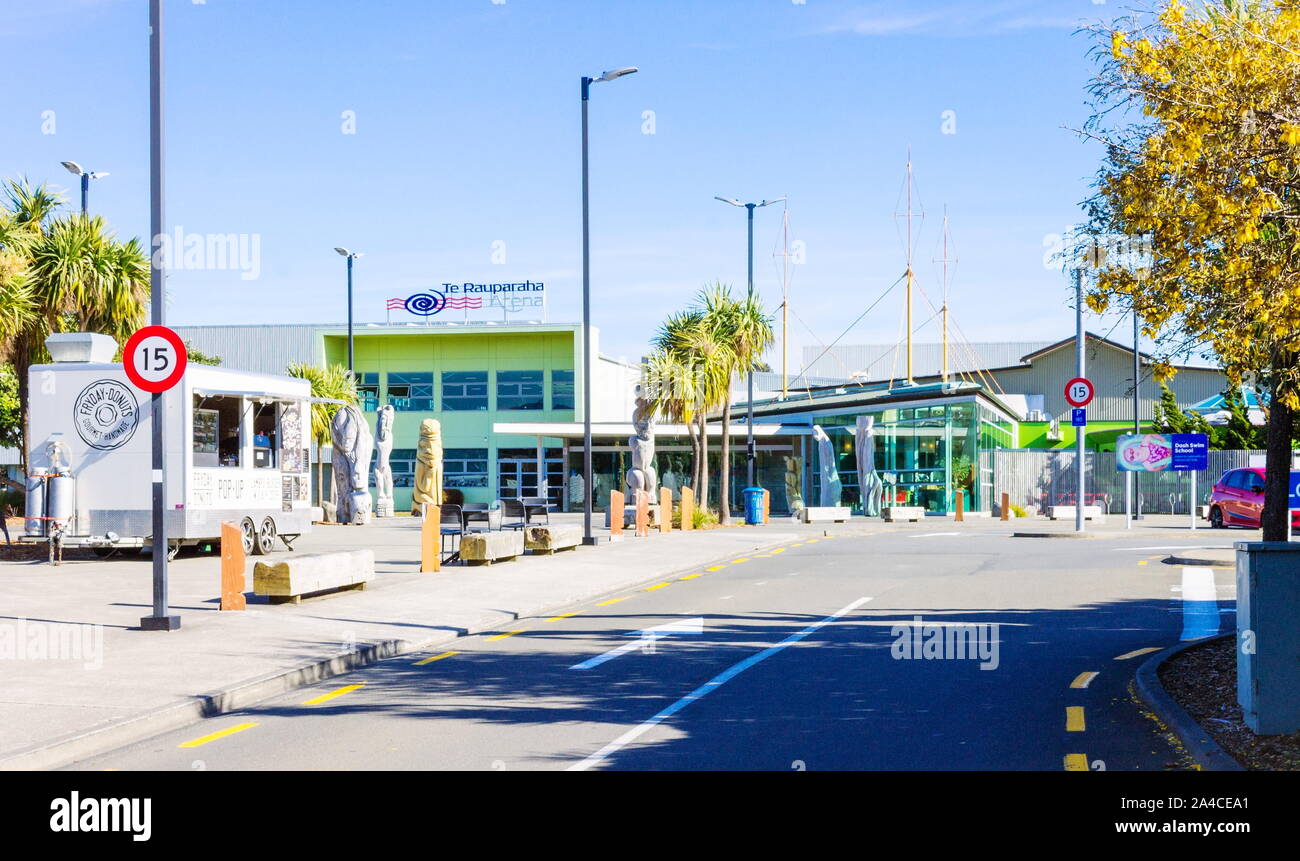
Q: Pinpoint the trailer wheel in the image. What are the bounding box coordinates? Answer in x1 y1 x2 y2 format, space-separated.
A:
239 517 257 555
254 517 276 556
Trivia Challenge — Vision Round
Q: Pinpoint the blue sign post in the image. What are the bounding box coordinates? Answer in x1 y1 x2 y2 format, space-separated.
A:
1288 472 1300 510
1071 408 1086 427
1171 434 1210 472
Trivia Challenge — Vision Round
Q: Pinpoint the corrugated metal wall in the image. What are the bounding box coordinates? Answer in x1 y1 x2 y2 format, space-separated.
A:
172 325 323 375
980 449 1264 515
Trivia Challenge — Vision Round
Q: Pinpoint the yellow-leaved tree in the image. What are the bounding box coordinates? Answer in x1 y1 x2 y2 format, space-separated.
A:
1083 0 1300 540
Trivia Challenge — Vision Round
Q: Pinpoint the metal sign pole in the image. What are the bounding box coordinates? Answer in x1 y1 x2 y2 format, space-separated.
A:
1190 470 1197 531
1074 269 1085 534
141 0 178 631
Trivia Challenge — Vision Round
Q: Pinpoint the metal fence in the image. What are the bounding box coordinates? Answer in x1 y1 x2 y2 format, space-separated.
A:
978 449 1267 516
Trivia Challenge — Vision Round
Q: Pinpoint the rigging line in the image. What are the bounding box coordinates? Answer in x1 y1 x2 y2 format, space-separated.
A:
789 305 856 381
801 271 908 388
949 317 1008 395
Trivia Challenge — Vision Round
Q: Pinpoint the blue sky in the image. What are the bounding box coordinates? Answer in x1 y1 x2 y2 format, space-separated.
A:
2 0 1128 367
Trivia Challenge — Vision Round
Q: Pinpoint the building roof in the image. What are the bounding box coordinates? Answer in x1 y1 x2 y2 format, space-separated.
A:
799 332 1220 385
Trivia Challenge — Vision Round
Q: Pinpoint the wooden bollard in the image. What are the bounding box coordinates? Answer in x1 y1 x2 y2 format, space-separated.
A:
421 504 441 572
609 490 624 537
659 486 672 533
680 486 694 531
762 489 770 524
220 521 246 611
635 490 649 537
1000 492 1010 521
955 490 965 522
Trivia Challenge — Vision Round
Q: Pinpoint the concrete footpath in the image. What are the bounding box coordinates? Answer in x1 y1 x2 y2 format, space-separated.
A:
1 514 806 770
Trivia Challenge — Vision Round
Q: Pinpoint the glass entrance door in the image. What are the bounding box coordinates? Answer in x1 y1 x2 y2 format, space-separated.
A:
497 457 563 505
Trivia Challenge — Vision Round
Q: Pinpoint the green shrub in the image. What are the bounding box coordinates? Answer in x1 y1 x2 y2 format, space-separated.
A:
692 507 719 529
1009 503 1028 518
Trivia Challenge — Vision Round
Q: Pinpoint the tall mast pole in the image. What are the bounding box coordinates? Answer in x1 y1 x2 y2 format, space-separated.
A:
906 153 914 383
935 208 958 383
781 207 790 399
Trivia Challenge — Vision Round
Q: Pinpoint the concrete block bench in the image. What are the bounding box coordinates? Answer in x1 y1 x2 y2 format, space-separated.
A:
1048 505 1105 521
253 549 374 605
803 506 851 523
461 530 525 566
882 507 925 522
525 525 581 555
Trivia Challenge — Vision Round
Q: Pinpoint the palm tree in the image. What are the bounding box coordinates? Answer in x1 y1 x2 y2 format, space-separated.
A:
1 178 150 467
287 362 359 507
652 308 731 512
696 283 774 525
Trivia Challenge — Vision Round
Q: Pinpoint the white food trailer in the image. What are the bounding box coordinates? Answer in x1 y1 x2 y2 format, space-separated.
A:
23 333 319 559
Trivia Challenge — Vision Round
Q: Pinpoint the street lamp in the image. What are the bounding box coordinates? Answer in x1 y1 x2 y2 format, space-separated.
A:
581 65 638 546
334 247 364 374
61 161 109 216
715 195 785 491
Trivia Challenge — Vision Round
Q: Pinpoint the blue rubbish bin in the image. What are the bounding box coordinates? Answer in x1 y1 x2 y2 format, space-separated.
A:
743 487 765 525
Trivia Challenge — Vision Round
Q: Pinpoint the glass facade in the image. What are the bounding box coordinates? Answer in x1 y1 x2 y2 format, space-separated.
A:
552 370 575 410
809 399 1014 515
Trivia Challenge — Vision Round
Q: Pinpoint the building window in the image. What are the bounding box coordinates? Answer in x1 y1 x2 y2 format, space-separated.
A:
387 448 418 487
388 371 433 411
442 371 488 411
445 448 489 488
193 395 243 468
357 373 379 412
552 369 575 410
497 370 544 410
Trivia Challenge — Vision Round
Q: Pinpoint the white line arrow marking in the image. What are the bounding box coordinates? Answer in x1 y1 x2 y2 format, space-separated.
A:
569 618 705 670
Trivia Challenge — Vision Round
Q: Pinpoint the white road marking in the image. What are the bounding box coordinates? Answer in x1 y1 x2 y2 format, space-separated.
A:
910 532 960 538
569 618 705 670
568 597 873 771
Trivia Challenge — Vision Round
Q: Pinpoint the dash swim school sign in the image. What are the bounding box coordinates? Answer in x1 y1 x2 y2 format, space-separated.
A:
387 281 545 318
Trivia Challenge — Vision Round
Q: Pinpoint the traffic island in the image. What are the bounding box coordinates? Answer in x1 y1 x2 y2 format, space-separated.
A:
1142 635 1300 770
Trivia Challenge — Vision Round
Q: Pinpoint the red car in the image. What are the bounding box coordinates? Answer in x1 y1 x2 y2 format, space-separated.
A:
1207 468 1300 529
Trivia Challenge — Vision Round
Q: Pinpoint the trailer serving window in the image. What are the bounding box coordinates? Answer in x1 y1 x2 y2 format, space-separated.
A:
252 402 278 469
193 395 243 467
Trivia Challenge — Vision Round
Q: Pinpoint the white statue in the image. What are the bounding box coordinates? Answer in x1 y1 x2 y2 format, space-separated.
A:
812 424 842 508
625 385 658 498
855 415 883 517
373 405 395 518
331 404 373 524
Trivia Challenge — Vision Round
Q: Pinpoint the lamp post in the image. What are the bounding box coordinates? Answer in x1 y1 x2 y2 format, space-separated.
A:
334 248 363 375
60 161 109 216
714 196 784 490
580 65 638 546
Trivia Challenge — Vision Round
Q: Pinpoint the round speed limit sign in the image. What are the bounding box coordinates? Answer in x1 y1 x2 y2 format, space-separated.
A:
1064 377 1095 408
123 325 188 393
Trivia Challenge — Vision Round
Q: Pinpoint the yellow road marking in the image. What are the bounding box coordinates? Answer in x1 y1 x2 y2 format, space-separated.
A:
1070 671 1099 689
488 630 525 641
596 597 630 606
1066 706 1086 732
179 722 259 748
805 538 819 543
731 558 751 564
706 565 727 571
1064 753 1089 771
1137 560 1148 566
645 582 671 591
1115 647 1161 661
770 548 786 554
679 573 705 580
413 650 459 665
547 612 577 622
302 683 365 706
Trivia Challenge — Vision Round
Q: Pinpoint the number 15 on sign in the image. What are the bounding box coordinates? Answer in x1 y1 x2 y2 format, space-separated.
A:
123 325 187 394
1065 377 1094 408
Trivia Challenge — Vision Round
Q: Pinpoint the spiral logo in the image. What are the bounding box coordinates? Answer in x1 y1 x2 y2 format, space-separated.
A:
405 291 447 317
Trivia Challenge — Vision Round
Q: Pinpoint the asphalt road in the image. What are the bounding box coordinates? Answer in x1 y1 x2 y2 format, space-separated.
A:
69 527 1234 771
